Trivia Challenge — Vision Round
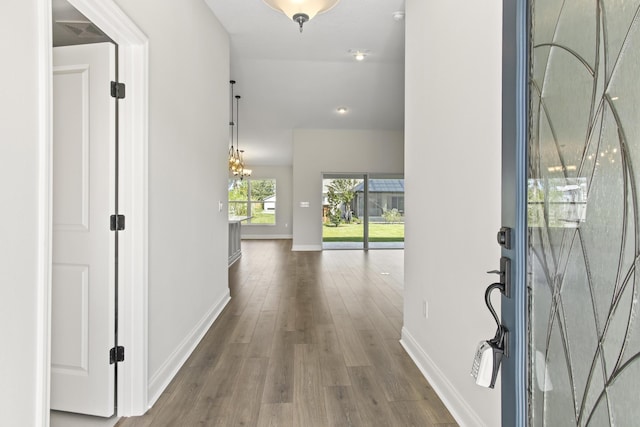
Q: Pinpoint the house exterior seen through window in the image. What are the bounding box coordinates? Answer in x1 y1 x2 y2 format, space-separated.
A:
228 179 276 225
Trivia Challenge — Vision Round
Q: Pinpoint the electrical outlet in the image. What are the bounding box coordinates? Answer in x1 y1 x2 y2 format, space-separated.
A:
423 300 428 318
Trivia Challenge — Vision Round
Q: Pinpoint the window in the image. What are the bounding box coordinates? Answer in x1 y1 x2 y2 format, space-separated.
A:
228 179 276 225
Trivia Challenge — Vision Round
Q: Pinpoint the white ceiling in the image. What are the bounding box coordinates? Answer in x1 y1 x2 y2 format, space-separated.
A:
204 0 406 166
51 0 406 166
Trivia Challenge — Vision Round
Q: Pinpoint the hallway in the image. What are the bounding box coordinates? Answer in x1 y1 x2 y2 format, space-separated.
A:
116 240 456 426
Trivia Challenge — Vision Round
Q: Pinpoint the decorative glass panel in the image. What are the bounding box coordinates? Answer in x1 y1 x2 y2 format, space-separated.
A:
528 0 640 425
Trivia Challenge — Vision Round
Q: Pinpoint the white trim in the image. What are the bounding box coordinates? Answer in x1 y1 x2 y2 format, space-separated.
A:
291 244 322 251
400 327 486 427
229 251 242 267
147 292 231 407
56 0 149 417
37 1 53 425
241 235 292 240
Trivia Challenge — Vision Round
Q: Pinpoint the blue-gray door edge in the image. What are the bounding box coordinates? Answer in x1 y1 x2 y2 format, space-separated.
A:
501 0 528 425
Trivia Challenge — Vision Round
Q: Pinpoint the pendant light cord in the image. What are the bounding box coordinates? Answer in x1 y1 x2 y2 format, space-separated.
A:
229 80 236 151
235 95 241 153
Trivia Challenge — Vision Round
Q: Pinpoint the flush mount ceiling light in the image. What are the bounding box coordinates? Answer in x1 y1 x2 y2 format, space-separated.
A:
336 107 348 114
263 0 341 32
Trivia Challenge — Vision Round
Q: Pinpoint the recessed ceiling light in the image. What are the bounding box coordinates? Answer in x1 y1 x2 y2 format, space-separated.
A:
337 107 348 114
348 49 370 61
392 11 405 21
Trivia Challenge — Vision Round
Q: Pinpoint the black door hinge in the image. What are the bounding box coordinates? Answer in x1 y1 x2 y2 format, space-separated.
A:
111 81 126 99
110 346 125 364
110 214 125 231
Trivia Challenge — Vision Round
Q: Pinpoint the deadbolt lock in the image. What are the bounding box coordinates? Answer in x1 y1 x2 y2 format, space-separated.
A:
497 227 512 249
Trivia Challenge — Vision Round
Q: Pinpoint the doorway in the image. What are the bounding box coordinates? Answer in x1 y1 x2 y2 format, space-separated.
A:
48 0 149 421
322 173 405 250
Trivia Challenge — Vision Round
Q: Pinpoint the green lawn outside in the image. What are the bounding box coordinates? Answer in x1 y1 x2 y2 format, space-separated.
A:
249 211 275 224
322 222 404 242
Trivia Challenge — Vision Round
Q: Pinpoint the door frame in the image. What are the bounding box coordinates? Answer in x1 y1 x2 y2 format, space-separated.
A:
38 0 149 420
501 0 528 425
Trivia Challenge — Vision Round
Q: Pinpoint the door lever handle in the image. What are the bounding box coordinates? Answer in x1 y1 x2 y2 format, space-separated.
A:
485 282 505 328
485 282 509 358
486 257 511 298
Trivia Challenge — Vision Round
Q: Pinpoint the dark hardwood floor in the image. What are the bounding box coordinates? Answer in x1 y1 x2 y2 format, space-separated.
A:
116 240 457 426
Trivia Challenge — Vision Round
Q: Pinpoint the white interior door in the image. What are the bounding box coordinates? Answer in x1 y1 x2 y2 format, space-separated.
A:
51 42 116 417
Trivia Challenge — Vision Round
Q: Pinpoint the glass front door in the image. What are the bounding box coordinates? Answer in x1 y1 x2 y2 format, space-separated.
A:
527 0 640 425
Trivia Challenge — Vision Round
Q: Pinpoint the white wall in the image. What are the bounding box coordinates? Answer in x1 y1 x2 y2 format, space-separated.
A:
292 129 404 250
0 2 50 425
113 0 231 405
401 1 503 426
239 165 293 239
2 0 230 419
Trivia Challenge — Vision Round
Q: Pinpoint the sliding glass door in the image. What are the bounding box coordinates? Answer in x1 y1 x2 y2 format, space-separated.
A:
367 175 405 249
322 173 404 250
322 174 365 249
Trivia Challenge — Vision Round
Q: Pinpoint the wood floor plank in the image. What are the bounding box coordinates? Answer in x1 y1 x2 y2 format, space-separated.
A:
228 357 269 427
322 276 350 318
261 330 300 404
294 298 314 343
314 324 342 355
179 346 246 425
186 307 237 368
347 365 401 427
385 338 443 401
261 279 283 312
247 310 277 358
140 366 208 427
357 329 423 402
335 271 375 331
320 353 352 386
227 282 257 316
310 286 334 326
230 285 269 343
360 296 401 341
390 399 459 426
256 403 294 427
275 296 297 332
324 386 365 427
293 344 328 426
333 314 372 367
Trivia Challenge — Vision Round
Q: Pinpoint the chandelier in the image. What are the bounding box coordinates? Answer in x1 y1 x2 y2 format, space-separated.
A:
263 0 341 32
228 80 251 178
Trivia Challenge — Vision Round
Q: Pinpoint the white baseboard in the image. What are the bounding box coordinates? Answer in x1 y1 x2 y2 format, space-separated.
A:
147 290 231 407
400 327 486 427
241 234 292 240
291 244 322 251
228 251 241 267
